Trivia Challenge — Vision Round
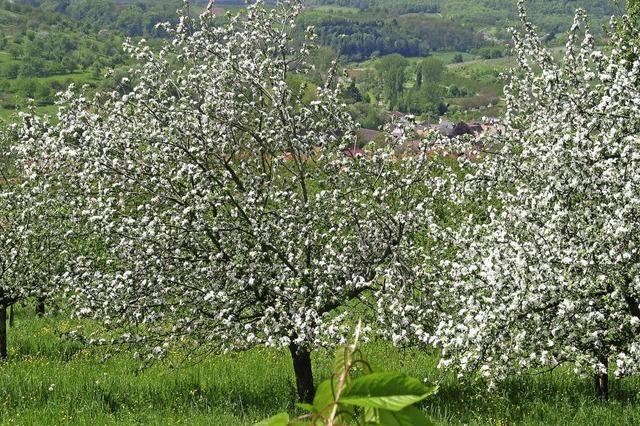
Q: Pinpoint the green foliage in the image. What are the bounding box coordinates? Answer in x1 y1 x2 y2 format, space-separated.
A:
36 0 182 37
256 413 291 426
343 80 363 104
374 54 408 109
307 0 617 37
471 46 507 60
0 0 131 117
306 0 440 15
307 46 339 83
298 8 487 61
628 0 640 21
340 373 437 411
397 83 447 117
349 102 387 130
612 1 639 66
287 74 319 105
416 57 444 88
350 47 506 118
258 325 437 425
115 5 145 37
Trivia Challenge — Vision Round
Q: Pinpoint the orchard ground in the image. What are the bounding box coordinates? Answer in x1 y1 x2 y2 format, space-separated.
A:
1 307 640 425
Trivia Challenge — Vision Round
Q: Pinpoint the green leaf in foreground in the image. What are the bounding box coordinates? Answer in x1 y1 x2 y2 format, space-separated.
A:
255 412 290 426
341 372 438 411
377 406 434 426
295 403 314 412
313 379 337 414
365 405 434 425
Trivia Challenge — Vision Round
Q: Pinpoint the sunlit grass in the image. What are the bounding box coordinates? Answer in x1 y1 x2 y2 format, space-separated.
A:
1 305 639 425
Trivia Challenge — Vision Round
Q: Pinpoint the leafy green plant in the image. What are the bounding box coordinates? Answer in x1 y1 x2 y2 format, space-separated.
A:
257 323 437 426
629 0 640 22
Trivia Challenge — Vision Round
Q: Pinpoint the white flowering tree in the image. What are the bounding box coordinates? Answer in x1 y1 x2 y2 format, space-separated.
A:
0 122 67 361
430 3 640 399
0 129 22 360
21 0 445 402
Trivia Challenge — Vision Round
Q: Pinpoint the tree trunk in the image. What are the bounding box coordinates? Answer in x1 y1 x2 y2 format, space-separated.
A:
595 355 609 400
36 298 45 317
0 304 7 361
8 304 14 328
289 342 315 403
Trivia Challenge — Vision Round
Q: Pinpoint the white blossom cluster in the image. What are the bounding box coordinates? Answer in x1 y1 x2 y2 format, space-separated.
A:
18 0 448 358
0 183 32 310
430 3 640 382
0 120 67 312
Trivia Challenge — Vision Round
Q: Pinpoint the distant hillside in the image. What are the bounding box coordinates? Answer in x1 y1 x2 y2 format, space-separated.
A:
298 8 491 61
306 0 620 18
307 0 623 37
0 0 136 120
0 0 626 122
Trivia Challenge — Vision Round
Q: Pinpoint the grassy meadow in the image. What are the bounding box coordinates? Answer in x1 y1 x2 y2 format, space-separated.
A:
1 306 640 425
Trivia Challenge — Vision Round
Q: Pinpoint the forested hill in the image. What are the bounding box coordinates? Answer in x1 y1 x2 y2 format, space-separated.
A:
6 0 188 36
307 0 619 22
305 0 622 52
0 0 628 121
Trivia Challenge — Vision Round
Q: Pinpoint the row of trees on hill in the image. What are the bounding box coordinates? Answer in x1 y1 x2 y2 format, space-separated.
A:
0 31 125 79
5 0 184 37
298 11 489 61
0 0 130 84
1 0 640 406
308 0 618 34
306 0 441 15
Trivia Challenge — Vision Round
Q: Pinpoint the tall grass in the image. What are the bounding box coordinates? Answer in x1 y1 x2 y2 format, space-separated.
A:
1 306 639 425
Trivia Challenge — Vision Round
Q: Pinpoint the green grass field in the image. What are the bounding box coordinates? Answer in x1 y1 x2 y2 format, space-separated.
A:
1 306 640 425
0 69 100 123
0 104 58 123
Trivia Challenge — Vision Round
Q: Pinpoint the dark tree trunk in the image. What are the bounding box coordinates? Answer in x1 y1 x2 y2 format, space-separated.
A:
595 355 609 400
36 298 45 317
8 304 14 328
0 304 7 361
289 342 315 403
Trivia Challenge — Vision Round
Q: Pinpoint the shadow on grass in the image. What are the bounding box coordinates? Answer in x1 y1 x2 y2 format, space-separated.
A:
427 369 640 425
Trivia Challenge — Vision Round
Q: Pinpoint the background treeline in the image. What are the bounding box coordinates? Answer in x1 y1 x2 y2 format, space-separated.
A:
307 0 441 14
307 0 621 39
0 0 187 115
4 0 184 37
0 30 124 79
298 10 488 61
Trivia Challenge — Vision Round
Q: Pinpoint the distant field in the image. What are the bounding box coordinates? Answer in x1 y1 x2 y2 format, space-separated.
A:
350 51 479 70
1 307 640 425
0 52 16 64
0 104 58 123
429 51 477 64
447 56 515 72
0 68 100 123
307 5 360 14
0 105 58 123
